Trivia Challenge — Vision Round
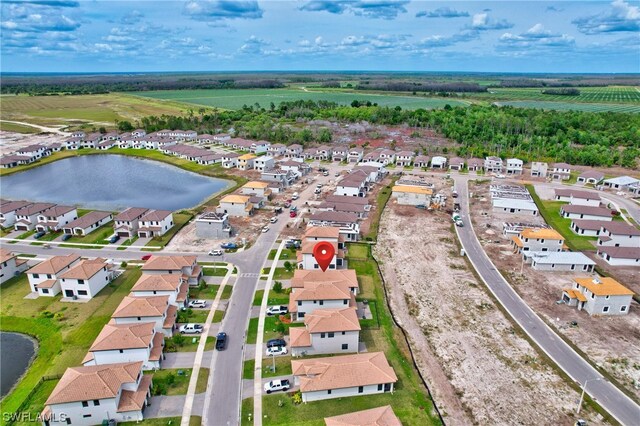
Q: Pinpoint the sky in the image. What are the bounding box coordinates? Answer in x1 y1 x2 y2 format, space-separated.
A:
1 0 639 73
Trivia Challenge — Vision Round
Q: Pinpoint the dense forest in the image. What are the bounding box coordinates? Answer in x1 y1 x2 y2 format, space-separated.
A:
123 100 639 168
356 81 487 93
541 88 581 96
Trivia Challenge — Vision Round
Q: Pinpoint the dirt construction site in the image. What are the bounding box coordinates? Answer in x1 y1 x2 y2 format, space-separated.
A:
469 180 640 401
374 176 605 425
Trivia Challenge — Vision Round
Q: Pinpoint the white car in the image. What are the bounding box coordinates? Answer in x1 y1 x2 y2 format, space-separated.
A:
189 300 207 308
262 226 270 233
266 346 288 356
264 379 291 394
270 217 278 223
179 324 203 334
208 249 223 256
495 174 506 179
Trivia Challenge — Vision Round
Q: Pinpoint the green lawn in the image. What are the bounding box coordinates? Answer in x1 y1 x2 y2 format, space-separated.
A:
177 308 210 324
243 359 256 380
247 318 259 344
241 397 254 426
145 213 193 248
272 267 294 280
220 285 233 299
253 289 265 306
167 335 216 352
346 243 369 260
527 185 598 251
0 268 142 418
188 284 220 300
203 267 228 277
0 121 39 133
212 310 225 323
268 248 297 260
147 368 209 396
262 356 292 378
266 289 289 306
121 417 201 426
365 184 394 240
63 221 114 245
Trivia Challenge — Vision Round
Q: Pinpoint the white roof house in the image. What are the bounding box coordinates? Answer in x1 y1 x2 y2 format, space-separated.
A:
492 198 539 215
524 251 596 272
603 176 639 189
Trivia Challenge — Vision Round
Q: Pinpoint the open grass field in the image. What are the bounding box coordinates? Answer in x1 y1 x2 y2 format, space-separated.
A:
0 93 193 128
0 121 39 133
132 88 469 110
478 86 640 103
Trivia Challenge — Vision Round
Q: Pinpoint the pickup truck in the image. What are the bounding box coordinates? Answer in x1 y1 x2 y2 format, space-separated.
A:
179 324 203 334
266 305 288 316
264 379 291 394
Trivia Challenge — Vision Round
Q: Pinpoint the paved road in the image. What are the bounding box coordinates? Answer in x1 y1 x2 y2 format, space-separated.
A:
453 175 640 426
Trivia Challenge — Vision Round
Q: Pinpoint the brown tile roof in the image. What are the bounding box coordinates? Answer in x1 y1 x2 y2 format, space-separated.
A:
149 333 165 361
115 207 150 222
290 281 352 302
554 188 601 200
304 227 341 239
600 222 640 236
58 259 107 280
561 204 613 217
16 202 56 216
37 279 58 289
163 305 177 329
324 405 402 426
305 307 361 334
176 281 189 303
299 240 342 257
141 255 197 271
117 374 152 413
325 195 369 206
572 219 607 231
291 269 358 290
0 249 16 264
292 352 397 392
0 200 32 214
27 254 81 275
89 323 156 352
140 210 172 222
112 296 170 318
45 362 143 405
39 205 76 217
64 211 112 229
289 327 311 348
132 274 183 292
578 170 605 180
309 211 359 223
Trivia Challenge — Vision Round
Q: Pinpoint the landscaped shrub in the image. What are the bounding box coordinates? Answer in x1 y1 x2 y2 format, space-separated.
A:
291 391 302 405
273 281 283 293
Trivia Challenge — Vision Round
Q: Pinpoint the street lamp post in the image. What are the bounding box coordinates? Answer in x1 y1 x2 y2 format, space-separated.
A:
576 377 602 414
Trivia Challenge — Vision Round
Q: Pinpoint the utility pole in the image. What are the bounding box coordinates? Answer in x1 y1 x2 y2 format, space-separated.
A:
576 378 602 414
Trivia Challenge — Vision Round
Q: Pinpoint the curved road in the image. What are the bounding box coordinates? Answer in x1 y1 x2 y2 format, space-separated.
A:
454 175 640 426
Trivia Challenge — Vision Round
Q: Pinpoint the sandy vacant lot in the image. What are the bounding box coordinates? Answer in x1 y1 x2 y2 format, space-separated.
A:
375 190 604 424
470 181 640 400
0 130 67 152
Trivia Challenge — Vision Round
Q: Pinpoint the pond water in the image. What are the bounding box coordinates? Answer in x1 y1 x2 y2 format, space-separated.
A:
0 155 231 211
0 332 36 398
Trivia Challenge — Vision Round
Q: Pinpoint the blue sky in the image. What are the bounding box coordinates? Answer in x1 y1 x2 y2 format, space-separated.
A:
1 1 639 73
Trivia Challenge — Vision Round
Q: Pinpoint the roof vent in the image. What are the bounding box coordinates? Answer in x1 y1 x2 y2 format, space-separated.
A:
593 277 601 284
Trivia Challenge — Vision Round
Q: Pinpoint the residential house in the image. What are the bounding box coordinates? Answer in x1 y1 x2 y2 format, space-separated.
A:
131 129 146 137
131 274 188 309
554 189 601 207
391 185 433 206
354 165 383 183
48 143 62 152
597 246 640 266
0 249 28 284
492 198 539 216
0 155 34 168
97 140 116 150
42 362 152 426
511 228 565 253
240 181 271 198
332 146 349 162
289 280 355 321
530 161 548 178
35 205 78 232
197 153 224 165
213 133 231 143
297 230 346 270
550 162 572 181
577 170 604 185
140 255 202 286
291 352 397 403
114 208 149 238
448 157 465 171
317 200 368 219
112 295 177 337
59 259 113 300
253 156 275 172
523 251 595 272
279 160 310 177
430 156 447 169
196 134 214 144
14 203 56 231
26 254 81 297
395 151 414 167
313 146 333 161
268 143 286 157
220 153 240 168
570 220 604 237
324 406 401 426
217 194 253 217
137 210 174 238
262 168 297 187
290 307 360 356
16 144 49 160
291 269 359 295
506 158 524 175
603 176 640 190
335 171 368 197
347 147 364 163
195 211 231 239
560 205 613 221
82 323 164 370
250 140 270 154
308 212 360 241
484 156 503 173
285 144 304 158
70 131 85 138
63 211 113 236
413 155 430 168
467 158 484 173
237 153 257 170
597 222 640 248
562 277 634 316
0 200 33 228
64 137 82 150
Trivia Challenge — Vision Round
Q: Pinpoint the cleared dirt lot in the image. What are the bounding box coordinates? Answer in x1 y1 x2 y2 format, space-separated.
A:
374 183 604 425
470 181 640 400
0 130 67 152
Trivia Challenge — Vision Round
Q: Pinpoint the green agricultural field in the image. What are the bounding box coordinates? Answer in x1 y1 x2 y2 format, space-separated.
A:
475 86 640 103
494 100 640 113
132 88 469 110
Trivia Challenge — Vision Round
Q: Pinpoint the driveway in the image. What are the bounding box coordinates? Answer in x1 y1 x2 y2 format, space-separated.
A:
146 393 206 418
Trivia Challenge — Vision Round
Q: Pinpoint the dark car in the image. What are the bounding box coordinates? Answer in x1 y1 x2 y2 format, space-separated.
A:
266 338 286 348
216 332 227 350
62 234 72 241
34 231 46 239
109 235 120 244
141 254 152 261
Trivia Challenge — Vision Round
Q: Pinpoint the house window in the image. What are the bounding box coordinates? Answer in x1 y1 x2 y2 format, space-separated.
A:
358 386 364 393
320 333 325 338
42 289 49 294
342 331 345 335
78 290 87 296
297 301 302 306
47 274 52 279
119 349 124 353
82 401 89 407
78 279 84 285
328 332 334 338
66 418 72 425
342 344 348 350
605 295 610 300
137 316 142 320
327 390 332 395
33 274 39 279
343 300 348 305
82 415 91 418
591 293 594 299
602 306 610 313
319 300 324 306
93 400 100 406
621 306 627 312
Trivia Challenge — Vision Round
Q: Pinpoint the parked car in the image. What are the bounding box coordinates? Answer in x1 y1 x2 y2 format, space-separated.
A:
314 188 321 194
316 183 323 188
270 217 278 223
208 249 224 256
266 346 288 356
108 235 120 244
189 300 207 308
141 255 152 261
323 171 329 176
220 242 237 249
264 379 290 394
335 172 340 177
215 332 227 350
266 338 286 348
495 174 506 179
289 211 297 218
274 207 283 214
262 226 270 233
284 202 291 208
179 324 203 334
266 305 288 316
291 192 299 200
62 234 72 241
34 231 46 239
290 205 297 211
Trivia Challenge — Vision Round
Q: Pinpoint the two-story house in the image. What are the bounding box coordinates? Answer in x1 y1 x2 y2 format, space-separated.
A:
289 281 355 321
266 143 286 157
550 162 572 180
62 211 113 236
0 200 33 228
291 268 359 296
511 228 565 254
237 153 257 170
26 254 81 297
467 158 483 173
111 295 177 337
291 352 397 403
484 156 503 173
240 181 271 198
331 146 349 162
35 205 78 232
217 194 253 217
335 170 368 197
82 323 164 370
130 274 189 309
413 155 430 168
347 147 364 163
137 210 174 238
506 158 523 175
220 152 240 168
114 207 149 238
285 144 303 158
297 231 346 270
195 211 231 239
290 307 361 356
562 277 634 316
253 155 275 172
0 249 28 284
391 185 433 206
14 202 56 231
395 151 414 167
59 258 113 300
530 161 548 178
42 362 152 425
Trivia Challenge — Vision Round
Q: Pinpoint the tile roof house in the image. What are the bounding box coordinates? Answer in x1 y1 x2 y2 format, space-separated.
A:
0 200 33 228
560 205 613 222
577 170 604 185
131 274 189 309
570 219 606 237
26 254 81 297
0 249 28 285
554 188 601 207
43 361 152 425
467 158 484 172
35 205 78 232
596 222 640 248
82 323 164 370
112 295 177 337
324 405 401 426
62 211 113 236
291 268 359 294
394 151 414 167
596 246 640 266
562 277 634 316
285 144 303 158
413 155 430 168
550 162 572 181
290 307 361 356
347 147 364 163
335 171 368 197
137 210 174 238
289 280 356 321
14 202 57 231
114 208 150 238
59 259 113 300
141 255 202 286
297 238 346 270
448 157 465 171
0 154 34 168
291 352 397 402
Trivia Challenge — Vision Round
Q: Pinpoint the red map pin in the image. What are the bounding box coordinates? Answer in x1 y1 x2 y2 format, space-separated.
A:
313 241 335 272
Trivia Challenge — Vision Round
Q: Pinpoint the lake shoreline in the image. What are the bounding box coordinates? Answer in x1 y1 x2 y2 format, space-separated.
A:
0 331 38 400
